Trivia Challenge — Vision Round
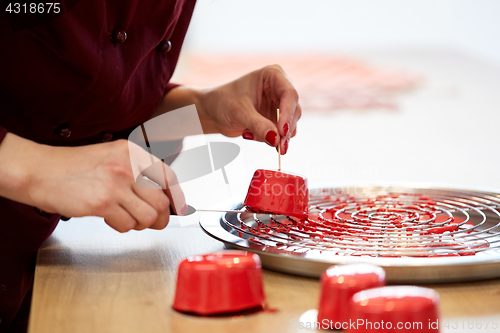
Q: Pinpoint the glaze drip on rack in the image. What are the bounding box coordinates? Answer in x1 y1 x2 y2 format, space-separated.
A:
222 188 500 258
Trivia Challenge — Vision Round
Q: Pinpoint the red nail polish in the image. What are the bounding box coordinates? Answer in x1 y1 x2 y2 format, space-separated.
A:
283 139 289 154
265 130 278 146
242 131 254 140
283 123 290 136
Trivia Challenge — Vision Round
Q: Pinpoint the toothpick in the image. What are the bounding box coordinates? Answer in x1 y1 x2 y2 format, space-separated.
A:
277 108 281 171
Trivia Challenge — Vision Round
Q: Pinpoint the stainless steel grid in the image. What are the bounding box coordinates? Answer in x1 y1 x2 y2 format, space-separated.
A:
199 186 500 282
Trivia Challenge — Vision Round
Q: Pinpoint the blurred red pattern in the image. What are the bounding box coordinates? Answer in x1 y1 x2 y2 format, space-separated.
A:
176 53 421 111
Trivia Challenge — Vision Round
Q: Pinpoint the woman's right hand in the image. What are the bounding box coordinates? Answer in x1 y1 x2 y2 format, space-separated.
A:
0 133 185 232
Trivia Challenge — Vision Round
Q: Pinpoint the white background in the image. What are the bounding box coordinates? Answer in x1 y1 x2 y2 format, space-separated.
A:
171 0 500 215
184 0 500 66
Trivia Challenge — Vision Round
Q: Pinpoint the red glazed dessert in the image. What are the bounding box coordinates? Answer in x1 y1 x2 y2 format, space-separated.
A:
317 264 386 330
347 286 440 332
244 169 309 218
172 251 265 315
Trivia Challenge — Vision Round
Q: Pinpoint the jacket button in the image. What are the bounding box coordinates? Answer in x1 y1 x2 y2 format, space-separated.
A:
100 132 113 142
112 30 127 43
158 40 172 53
56 124 71 138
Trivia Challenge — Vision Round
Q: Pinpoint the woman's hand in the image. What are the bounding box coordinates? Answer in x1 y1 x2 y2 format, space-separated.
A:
156 65 301 155
0 133 185 232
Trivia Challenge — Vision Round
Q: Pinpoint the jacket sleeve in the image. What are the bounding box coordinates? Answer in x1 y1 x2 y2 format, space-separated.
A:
165 82 180 96
0 126 7 144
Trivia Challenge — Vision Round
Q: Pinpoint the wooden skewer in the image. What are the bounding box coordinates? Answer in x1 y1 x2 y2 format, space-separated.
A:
277 108 281 171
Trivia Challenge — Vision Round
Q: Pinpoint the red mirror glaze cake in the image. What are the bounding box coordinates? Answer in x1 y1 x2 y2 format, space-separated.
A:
173 251 265 315
348 286 440 333
244 169 309 218
318 264 386 329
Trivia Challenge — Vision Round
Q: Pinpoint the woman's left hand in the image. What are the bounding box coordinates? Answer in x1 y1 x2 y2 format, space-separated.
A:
197 64 301 155
156 65 301 155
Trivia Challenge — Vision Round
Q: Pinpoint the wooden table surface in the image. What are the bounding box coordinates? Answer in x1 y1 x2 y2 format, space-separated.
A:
29 49 500 333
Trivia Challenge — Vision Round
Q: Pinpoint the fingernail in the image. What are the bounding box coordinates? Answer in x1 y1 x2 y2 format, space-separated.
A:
242 131 254 140
181 204 188 216
265 130 278 146
283 123 290 137
283 139 289 155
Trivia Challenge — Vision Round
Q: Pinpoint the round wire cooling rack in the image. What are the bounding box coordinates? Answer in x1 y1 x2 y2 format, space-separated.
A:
199 186 500 283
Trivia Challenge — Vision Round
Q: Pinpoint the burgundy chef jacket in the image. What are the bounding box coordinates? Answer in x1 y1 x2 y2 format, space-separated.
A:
0 1 196 331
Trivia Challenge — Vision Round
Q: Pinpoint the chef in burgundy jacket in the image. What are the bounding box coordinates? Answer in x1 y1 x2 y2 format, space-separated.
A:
0 1 301 331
